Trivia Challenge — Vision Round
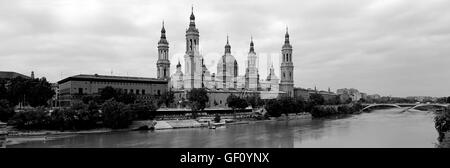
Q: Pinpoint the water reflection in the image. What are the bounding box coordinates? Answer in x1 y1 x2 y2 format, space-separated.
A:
8 108 438 148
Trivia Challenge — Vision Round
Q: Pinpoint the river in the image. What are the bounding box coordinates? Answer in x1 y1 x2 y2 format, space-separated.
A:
7 108 439 148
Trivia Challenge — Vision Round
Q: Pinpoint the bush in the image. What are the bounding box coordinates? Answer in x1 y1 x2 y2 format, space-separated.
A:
8 107 50 130
101 99 134 129
130 101 158 120
310 103 363 118
435 109 450 142
265 99 282 117
48 102 100 131
0 99 15 122
227 94 248 112
214 114 221 123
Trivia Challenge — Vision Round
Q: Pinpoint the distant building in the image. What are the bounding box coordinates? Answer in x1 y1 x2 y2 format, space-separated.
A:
294 87 339 103
368 94 381 100
173 90 259 108
57 74 168 106
0 71 30 80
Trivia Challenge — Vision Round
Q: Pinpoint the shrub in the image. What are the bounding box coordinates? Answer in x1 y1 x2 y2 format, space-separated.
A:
435 109 450 142
0 99 14 122
101 99 134 129
310 103 363 118
265 99 281 117
214 114 221 123
130 101 158 120
227 94 248 112
8 107 50 130
48 102 100 131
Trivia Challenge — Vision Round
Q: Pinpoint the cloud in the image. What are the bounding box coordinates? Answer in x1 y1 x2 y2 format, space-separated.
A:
0 0 449 97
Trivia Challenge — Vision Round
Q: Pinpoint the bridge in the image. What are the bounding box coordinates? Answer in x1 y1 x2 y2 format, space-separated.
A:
360 103 449 112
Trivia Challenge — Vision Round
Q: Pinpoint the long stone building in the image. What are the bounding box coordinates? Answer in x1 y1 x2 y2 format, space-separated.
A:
57 74 168 106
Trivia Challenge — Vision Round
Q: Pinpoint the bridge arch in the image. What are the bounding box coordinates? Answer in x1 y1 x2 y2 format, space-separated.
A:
360 104 402 112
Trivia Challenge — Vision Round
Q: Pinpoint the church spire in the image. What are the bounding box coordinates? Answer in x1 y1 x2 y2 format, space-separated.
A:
284 26 290 44
177 60 181 68
189 5 195 26
225 35 231 54
158 21 168 44
249 36 255 53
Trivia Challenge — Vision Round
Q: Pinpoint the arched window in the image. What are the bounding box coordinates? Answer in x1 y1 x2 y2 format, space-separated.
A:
190 39 193 50
290 72 292 80
283 72 285 79
164 68 166 77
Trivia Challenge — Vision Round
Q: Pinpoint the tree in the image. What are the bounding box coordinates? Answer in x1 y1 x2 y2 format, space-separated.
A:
130 101 158 120
295 97 306 113
117 93 136 104
0 99 14 122
5 77 54 107
8 107 50 129
447 97 450 104
0 83 7 100
246 94 263 108
227 94 248 118
101 99 134 129
265 99 281 117
158 90 175 107
27 78 55 107
100 86 118 101
187 88 209 118
279 97 297 116
310 93 325 106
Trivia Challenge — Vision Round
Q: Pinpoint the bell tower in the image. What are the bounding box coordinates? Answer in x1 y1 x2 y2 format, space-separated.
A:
279 27 294 97
157 21 170 80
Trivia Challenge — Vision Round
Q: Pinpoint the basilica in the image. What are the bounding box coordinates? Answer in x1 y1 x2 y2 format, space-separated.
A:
156 8 294 105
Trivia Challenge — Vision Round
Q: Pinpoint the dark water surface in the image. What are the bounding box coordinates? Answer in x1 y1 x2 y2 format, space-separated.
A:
8 108 439 148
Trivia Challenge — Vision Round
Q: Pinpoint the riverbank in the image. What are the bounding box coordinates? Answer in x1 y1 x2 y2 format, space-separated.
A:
3 113 312 146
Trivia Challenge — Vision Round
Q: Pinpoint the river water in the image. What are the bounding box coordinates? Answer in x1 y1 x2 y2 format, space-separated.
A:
7 108 439 148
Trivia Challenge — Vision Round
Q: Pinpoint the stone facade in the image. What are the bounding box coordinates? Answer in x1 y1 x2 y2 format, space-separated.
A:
57 74 167 106
279 28 294 97
157 22 170 80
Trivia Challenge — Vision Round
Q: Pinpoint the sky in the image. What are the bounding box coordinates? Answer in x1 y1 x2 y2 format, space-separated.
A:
1 0 450 97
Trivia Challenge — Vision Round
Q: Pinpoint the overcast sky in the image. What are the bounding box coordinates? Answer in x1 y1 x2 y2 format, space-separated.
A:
1 0 450 97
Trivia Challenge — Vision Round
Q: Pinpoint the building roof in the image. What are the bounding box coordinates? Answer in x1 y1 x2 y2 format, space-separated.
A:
0 71 30 79
57 74 167 84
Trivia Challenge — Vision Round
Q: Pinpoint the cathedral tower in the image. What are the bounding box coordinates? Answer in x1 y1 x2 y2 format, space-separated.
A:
279 27 294 97
157 21 170 80
245 36 259 90
217 36 238 89
183 6 203 89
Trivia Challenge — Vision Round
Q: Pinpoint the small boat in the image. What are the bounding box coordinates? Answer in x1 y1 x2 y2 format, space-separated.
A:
209 125 216 129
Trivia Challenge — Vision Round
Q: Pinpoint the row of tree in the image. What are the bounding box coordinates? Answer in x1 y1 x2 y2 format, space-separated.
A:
0 77 55 107
184 88 331 117
8 99 158 130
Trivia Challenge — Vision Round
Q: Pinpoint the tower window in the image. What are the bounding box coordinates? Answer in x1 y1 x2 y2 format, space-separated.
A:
190 39 193 50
